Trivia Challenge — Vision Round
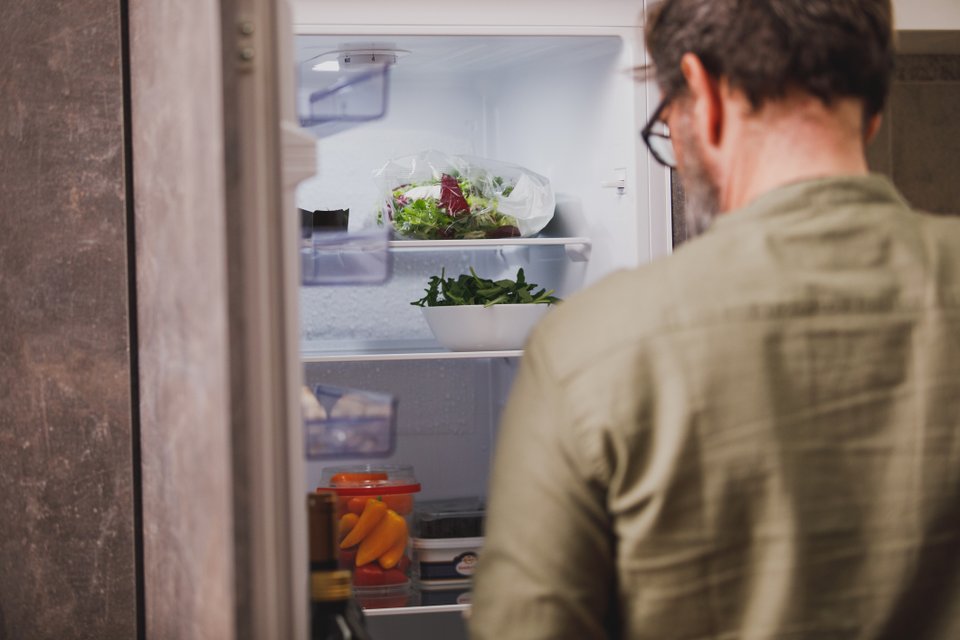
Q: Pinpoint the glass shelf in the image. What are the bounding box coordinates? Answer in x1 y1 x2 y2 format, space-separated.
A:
302 341 523 363
364 602 470 617
300 234 590 287
388 236 591 262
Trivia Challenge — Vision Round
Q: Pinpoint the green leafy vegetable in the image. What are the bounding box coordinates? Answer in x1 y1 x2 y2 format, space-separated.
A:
411 268 561 308
383 174 522 240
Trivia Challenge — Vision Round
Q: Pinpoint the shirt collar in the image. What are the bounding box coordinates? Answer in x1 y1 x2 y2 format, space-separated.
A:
709 174 910 234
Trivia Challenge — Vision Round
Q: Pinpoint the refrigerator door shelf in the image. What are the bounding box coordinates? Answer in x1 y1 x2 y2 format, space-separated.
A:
301 228 392 286
297 63 390 138
303 383 397 460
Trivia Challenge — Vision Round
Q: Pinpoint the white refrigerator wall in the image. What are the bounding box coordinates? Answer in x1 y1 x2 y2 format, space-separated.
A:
483 38 645 277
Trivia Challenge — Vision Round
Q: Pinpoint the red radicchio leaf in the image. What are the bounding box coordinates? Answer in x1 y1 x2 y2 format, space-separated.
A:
485 225 521 239
439 174 470 217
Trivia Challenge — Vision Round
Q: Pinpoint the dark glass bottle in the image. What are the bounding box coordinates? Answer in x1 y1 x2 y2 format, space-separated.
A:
309 492 372 640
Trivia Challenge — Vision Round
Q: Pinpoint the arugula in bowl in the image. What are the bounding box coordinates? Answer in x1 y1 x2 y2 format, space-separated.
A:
411 267 561 308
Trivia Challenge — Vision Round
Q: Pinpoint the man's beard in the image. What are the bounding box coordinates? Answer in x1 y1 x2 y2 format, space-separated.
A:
674 113 720 238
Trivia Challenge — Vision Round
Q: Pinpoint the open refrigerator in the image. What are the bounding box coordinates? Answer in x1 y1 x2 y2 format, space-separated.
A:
269 1 673 638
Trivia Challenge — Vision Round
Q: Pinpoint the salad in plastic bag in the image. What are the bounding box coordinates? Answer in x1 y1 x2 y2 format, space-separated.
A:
375 150 555 240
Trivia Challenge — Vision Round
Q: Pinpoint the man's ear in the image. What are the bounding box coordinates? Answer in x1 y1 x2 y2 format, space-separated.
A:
864 112 883 144
679 53 723 149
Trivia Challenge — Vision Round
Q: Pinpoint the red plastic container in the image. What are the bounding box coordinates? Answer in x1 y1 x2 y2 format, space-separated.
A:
319 464 420 593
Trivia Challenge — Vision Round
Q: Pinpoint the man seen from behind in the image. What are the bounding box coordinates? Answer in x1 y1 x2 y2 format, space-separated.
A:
470 1 960 638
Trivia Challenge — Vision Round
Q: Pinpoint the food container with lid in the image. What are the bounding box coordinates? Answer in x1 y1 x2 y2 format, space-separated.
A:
418 579 472 606
413 537 483 582
319 464 421 593
412 497 485 588
414 497 485 539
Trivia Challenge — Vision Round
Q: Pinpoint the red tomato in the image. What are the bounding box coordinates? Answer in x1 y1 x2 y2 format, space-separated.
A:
352 564 409 587
396 555 411 573
380 568 409 586
347 497 368 515
380 493 414 515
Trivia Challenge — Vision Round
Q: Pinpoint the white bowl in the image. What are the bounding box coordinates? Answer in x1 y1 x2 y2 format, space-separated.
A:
421 304 552 351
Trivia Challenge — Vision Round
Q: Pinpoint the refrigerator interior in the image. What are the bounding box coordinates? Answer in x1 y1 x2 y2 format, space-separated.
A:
294 31 658 634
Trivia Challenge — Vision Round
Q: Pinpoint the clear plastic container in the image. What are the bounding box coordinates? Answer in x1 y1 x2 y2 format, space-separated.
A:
303 385 397 459
413 497 485 539
319 465 421 591
301 228 392 286
297 63 390 139
412 497 485 589
418 579 472 607
353 583 414 610
413 537 483 582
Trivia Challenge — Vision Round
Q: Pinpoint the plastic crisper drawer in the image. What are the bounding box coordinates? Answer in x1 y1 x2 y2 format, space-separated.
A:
302 384 397 459
297 64 390 138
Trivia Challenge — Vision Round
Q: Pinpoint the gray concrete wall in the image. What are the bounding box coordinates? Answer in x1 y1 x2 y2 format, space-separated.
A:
0 2 138 638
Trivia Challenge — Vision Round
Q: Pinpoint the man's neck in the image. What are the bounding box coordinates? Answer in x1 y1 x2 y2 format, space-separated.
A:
717 96 871 213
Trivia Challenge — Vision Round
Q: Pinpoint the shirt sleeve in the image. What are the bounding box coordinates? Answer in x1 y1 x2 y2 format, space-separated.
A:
468 332 616 640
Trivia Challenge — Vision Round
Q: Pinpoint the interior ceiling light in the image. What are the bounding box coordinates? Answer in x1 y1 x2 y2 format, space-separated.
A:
308 46 409 73
312 60 340 72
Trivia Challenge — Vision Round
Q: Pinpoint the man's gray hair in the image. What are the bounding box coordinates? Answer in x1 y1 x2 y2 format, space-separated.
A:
645 0 895 118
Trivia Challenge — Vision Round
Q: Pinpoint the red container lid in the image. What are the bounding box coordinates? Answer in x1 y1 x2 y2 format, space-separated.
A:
320 464 421 496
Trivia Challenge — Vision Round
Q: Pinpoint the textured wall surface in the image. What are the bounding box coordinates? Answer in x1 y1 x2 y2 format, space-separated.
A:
867 54 960 215
670 53 960 245
128 0 237 637
0 2 137 639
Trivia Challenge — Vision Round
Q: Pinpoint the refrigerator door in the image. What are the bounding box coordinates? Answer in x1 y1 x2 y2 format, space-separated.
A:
221 0 311 637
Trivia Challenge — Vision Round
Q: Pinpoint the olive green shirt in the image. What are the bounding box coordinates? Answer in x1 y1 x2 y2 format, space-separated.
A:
470 176 960 640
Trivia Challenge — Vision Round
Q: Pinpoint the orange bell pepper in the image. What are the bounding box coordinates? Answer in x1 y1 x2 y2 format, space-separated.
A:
377 534 408 570
356 510 408 567
340 498 387 549
337 513 359 541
